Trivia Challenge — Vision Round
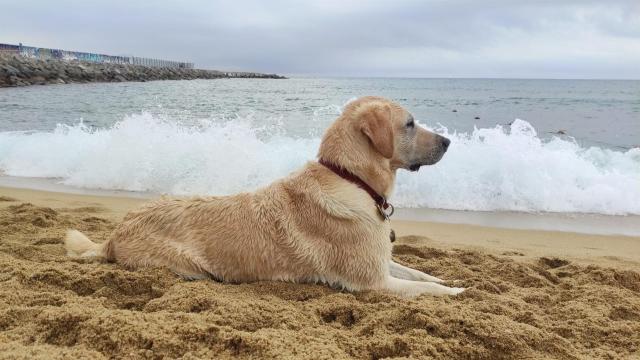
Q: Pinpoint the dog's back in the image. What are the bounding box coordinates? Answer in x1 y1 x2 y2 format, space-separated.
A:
66 163 392 289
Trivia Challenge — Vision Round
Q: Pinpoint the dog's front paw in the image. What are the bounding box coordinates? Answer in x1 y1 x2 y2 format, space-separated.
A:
448 287 466 296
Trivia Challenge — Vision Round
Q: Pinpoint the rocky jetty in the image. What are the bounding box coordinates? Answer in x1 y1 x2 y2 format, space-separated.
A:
0 54 285 87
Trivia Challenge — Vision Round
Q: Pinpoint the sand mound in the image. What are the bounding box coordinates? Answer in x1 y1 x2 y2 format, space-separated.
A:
0 202 639 359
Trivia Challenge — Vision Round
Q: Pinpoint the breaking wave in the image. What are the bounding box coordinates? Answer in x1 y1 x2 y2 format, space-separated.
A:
0 113 638 215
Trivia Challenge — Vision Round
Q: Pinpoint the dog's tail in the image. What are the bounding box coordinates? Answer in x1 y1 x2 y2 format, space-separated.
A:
64 229 106 259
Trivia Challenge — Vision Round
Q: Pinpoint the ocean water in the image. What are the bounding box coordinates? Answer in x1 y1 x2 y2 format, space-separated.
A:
0 78 639 215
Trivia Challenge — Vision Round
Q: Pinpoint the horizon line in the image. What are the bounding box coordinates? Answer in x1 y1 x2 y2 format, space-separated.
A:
277 74 640 81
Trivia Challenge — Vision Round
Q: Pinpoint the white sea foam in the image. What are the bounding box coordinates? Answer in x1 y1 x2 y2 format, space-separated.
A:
0 113 638 215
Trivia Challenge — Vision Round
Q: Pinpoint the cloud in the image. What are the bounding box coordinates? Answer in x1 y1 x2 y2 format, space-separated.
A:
2 0 639 78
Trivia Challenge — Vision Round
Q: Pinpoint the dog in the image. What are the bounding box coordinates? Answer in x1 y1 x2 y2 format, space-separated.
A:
66 96 464 298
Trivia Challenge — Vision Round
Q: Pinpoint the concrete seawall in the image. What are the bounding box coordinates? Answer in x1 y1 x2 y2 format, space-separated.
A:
0 54 285 87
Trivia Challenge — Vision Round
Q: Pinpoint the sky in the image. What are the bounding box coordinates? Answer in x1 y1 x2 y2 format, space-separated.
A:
2 0 639 79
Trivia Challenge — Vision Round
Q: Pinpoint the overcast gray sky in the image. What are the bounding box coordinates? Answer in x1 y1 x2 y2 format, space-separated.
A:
2 0 639 78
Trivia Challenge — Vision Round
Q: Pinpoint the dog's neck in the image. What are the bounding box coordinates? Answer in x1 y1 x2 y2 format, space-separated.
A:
352 161 395 199
318 158 394 206
317 126 396 199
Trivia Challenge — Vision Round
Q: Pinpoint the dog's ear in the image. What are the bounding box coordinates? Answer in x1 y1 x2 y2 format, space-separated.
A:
360 104 394 159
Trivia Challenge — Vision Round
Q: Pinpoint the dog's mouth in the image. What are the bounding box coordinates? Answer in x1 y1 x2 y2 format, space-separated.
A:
408 153 445 171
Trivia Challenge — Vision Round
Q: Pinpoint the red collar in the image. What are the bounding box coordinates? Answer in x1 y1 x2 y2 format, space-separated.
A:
318 159 394 220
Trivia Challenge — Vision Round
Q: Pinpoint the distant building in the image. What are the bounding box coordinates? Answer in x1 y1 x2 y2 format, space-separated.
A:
0 42 194 69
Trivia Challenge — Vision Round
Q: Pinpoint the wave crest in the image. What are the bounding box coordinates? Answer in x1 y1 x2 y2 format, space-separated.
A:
0 114 638 215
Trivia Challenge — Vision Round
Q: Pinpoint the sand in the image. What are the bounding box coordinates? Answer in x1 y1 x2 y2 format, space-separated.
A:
0 186 639 359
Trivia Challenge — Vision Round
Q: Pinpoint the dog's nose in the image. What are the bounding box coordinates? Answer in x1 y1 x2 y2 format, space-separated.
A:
440 136 450 151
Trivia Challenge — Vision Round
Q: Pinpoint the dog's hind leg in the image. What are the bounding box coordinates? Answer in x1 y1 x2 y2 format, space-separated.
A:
389 260 445 283
108 234 210 280
158 251 211 281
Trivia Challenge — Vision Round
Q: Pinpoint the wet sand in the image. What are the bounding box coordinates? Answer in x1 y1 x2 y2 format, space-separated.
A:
0 186 639 359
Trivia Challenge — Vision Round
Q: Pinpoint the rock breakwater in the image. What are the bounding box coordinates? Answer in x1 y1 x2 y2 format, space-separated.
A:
0 54 285 87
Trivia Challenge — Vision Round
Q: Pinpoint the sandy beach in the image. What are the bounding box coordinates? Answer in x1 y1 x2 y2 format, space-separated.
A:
2 1 639 359
0 185 638 359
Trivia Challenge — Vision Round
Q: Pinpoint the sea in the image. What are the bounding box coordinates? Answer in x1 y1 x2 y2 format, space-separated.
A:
0 78 639 218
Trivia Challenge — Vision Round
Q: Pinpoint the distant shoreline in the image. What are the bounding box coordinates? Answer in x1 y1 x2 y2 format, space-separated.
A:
0 54 285 87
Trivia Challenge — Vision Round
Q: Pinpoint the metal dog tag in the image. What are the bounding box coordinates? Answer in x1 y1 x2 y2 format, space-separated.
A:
377 203 394 221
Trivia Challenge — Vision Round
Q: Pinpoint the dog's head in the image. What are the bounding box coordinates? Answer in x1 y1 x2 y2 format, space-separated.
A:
320 96 449 173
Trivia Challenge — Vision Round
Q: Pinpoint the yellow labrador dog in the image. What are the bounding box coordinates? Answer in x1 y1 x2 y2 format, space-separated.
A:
66 96 464 297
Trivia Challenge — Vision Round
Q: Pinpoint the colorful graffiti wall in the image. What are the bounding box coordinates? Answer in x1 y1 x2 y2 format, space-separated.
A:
0 43 193 69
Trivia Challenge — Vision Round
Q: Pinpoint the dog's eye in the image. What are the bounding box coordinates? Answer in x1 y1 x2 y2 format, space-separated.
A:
406 119 415 128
